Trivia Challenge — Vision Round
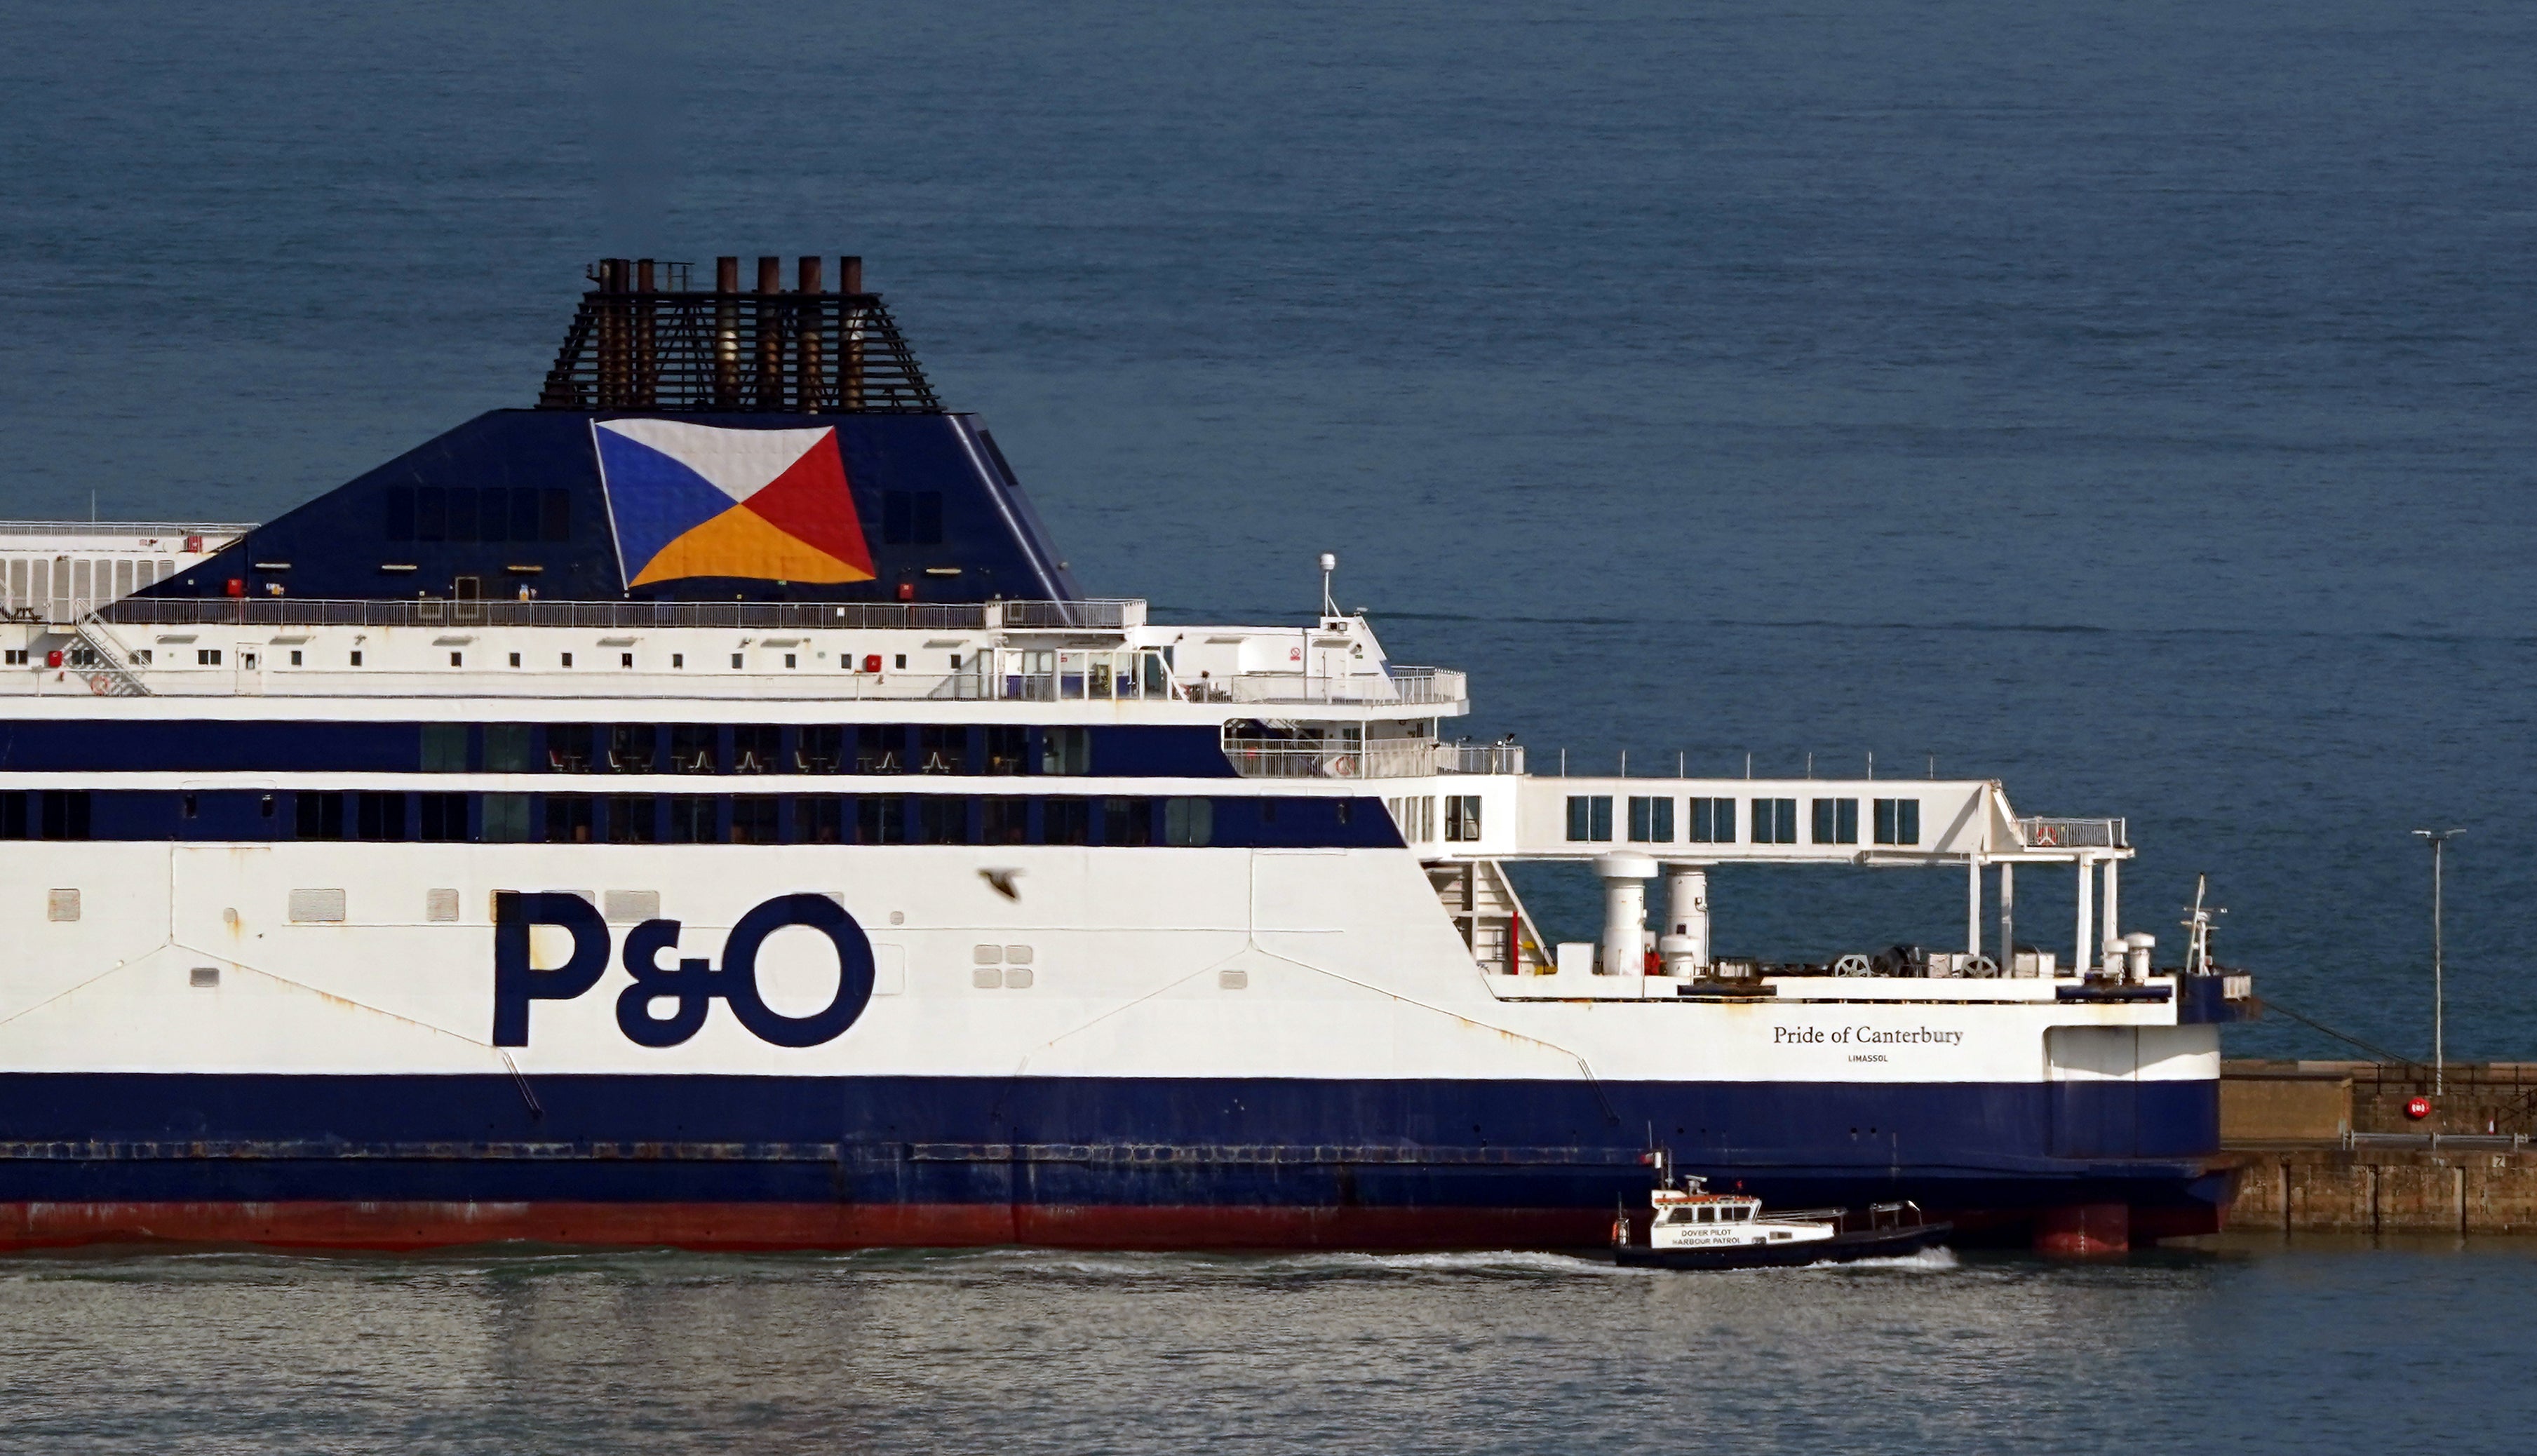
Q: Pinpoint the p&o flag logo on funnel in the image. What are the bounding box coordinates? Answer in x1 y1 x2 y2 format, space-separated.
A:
592 419 877 588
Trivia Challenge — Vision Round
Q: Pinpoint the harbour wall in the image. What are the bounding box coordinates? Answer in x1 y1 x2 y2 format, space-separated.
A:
2219 1060 2537 1235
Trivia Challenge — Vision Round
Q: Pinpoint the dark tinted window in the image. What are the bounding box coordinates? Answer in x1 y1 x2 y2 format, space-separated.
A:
984 725 1028 775
917 797 969 844
384 487 415 541
730 795 779 844
668 795 715 843
797 725 844 773
544 795 595 844
982 797 1028 844
1101 797 1152 847
447 486 478 544
1043 797 1089 844
670 724 715 773
39 790 90 841
857 725 906 774
540 487 572 541
415 486 446 542
485 724 534 772
607 794 657 844
608 724 657 773
918 725 966 774
478 487 509 544
546 724 595 772
733 726 779 774
511 490 541 542
796 795 844 844
419 793 467 842
355 791 405 841
421 723 468 771
295 791 344 840
856 796 906 844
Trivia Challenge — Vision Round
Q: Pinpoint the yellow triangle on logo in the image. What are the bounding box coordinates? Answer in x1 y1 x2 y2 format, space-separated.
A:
630 504 877 586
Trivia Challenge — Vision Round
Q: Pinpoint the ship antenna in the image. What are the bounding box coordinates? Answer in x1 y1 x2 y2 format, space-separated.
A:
1318 552 1338 619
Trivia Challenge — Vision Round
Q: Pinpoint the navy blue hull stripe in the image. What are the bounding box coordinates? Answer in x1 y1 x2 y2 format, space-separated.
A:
0 1074 2223 1214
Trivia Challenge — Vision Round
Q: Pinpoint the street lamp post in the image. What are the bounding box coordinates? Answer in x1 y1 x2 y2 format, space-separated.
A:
2411 828 2463 1097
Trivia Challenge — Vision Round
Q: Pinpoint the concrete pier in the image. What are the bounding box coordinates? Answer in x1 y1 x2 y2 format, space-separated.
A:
2219 1061 2537 1236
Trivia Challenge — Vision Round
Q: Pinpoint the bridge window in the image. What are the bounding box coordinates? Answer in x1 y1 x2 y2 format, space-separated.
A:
1690 797 1735 843
1751 798 1797 844
1874 798 1920 846
1446 795 1482 842
1565 795 1612 842
1628 796 1674 844
882 490 943 546
1812 797 1858 845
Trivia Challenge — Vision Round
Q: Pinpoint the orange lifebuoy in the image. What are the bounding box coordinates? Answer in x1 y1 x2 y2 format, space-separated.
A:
87 673 111 696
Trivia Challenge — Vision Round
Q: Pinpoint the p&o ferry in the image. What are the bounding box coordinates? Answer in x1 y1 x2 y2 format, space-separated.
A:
0 258 2252 1253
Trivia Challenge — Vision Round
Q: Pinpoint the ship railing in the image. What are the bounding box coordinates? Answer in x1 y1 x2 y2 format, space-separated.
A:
1220 736 1519 779
93 596 1152 637
97 597 1000 631
2016 816 2127 850
990 599 1143 631
1225 666 1467 708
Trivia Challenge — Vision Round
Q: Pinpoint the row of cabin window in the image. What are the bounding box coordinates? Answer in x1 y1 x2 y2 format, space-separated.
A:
382 486 573 544
278 791 1231 846
417 724 1093 776
1566 795 1920 847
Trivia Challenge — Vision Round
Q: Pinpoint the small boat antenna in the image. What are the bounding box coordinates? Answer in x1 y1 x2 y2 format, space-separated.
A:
2181 873 2226 976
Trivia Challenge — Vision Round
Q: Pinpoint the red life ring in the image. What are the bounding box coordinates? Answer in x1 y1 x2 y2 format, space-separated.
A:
2406 1096 2432 1120
87 673 111 696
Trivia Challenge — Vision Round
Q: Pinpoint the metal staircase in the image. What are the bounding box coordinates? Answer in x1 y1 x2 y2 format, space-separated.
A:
1426 859 1552 976
70 613 152 696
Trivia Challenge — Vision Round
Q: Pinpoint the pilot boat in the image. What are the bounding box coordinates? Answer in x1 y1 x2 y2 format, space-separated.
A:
1611 1151 1952 1269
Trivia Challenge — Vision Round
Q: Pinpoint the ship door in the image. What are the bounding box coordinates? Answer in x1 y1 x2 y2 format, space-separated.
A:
233 645 264 696
2046 1027 2139 1158
453 575 483 623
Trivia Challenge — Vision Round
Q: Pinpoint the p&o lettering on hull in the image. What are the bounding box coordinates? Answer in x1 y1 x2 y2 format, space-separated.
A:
493 891 875 1049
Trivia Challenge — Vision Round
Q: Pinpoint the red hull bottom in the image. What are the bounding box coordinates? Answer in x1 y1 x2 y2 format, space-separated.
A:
0 1200 2219 1254
0 1201 1622 1253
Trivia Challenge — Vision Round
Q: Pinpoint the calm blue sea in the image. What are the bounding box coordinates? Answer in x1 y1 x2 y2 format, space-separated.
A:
4 1 2536 1448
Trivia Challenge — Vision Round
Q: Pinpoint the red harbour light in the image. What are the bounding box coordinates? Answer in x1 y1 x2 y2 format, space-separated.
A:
2406 1096 2432 1120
